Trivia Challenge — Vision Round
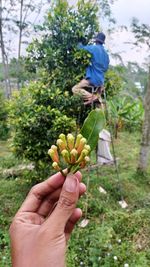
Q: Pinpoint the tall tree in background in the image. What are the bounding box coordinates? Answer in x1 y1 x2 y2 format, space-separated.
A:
97 0 116 24
0 0 50 94
117 62 148 98
0 0 11 98
16 0 50 88
16 0 24 89
131 18 150 172
27 0 99 92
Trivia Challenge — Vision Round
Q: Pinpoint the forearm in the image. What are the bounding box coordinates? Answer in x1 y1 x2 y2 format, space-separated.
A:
11 246 66 267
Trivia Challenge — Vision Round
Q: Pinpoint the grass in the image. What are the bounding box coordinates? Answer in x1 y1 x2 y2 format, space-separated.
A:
0 140 31 266
68 131 150 267
0 140 11 158
0 131 150 266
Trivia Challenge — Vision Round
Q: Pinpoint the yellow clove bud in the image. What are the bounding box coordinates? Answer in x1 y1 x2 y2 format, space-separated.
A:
51 145 57 150
48 148 59 163
67 133 75 151
80 160 86 169
61 149 70 164
84 156 90 162
80 156 90 169
59 134 67 147
75 134 83 149
52 162 61 171
76 149 89 163
70 148 78 164
57 139 66 151
84 144 91 152
51 145 59 161
77 138 87 154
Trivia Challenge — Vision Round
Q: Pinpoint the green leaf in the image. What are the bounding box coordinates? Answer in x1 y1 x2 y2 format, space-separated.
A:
81 109 105 151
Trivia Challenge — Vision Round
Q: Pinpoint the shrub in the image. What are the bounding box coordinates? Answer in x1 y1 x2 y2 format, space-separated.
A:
8 82 77 171
0 92 9 140
104 68 124 98
107 95 144 135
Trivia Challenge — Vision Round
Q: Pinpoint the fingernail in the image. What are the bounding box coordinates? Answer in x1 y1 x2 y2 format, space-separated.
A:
64 175 77 192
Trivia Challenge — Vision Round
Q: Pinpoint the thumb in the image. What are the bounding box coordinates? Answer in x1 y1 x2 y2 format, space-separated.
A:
47 173 79 231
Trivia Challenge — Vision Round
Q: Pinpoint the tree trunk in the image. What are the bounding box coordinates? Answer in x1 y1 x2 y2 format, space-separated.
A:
138 66 150 172
0 0 11 98
17 0 24 90
18 0 23 60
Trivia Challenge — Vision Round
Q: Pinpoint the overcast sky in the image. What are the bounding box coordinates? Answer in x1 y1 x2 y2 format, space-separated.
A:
112 0 149 26
109 0 150 66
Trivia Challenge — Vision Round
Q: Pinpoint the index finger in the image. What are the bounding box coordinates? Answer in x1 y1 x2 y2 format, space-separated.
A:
19 171 82 213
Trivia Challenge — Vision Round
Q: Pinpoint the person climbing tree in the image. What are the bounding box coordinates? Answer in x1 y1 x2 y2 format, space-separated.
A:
72 32 110 105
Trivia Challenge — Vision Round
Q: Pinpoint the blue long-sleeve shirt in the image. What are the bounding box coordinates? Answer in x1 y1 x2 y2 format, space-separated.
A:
78 43 109 86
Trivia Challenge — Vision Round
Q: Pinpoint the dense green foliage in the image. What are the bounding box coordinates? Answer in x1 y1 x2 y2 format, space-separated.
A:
8 82 79 169
27 0 99 91
0 92 9 140
105 67 124 98
9 58 36 84
107 95 144 136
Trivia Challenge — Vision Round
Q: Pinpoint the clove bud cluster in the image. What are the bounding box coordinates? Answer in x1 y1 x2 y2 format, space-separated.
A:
48 133 90 175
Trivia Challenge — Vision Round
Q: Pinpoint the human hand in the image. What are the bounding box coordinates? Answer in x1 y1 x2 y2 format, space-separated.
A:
9 172 86 267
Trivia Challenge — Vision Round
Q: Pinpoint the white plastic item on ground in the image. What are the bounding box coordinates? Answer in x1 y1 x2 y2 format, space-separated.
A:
79 219 89 228
98 186 107 194
97 129 114 164
118 200 128 209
